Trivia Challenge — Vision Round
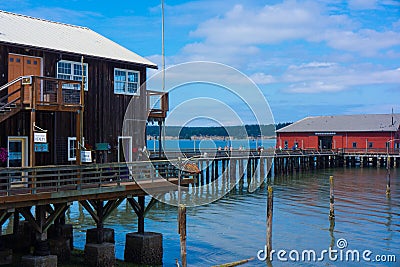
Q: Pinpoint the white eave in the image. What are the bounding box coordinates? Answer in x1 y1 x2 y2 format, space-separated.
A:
0 10 158 69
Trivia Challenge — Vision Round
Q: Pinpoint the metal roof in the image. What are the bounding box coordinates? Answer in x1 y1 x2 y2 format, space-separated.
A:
277 114 400 133
0 10 157 68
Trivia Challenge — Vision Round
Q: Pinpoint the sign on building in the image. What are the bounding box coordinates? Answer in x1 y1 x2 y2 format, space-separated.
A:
34 143 49 152
81 150 92 163
34 132 47 143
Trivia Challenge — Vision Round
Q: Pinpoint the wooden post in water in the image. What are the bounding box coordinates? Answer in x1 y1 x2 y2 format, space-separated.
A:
386 157 391 196
178 204 187 267
329 176 335 220
266 186 273 259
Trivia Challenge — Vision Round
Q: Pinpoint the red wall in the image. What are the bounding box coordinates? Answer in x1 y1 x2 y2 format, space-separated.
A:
277 131 400 150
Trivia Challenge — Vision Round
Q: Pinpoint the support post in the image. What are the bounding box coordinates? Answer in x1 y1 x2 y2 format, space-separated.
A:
138 196 145 234
386 158 391 196
266 186 273 259
158 120 163 158
329 176 335 220
178 204 187 267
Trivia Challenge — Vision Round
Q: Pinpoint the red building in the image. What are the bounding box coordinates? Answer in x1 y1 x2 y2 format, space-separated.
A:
276 114 400 152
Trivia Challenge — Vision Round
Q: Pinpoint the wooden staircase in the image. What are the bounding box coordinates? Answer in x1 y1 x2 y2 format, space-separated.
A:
0 77 23 123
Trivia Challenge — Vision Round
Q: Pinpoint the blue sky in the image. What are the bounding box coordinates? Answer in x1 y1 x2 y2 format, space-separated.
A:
1 0 400 124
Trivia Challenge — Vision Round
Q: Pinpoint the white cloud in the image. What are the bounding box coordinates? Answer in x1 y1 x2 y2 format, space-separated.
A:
325 29 400 56
189 2 330 46
249 73 275 85
348 0 378 10
171 0 400 66
282 62 400 93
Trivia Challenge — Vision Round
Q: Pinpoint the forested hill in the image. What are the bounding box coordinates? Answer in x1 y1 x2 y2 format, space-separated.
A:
146 123 292 139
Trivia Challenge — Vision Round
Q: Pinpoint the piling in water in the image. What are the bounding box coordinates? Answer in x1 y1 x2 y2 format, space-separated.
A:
178 204 187 267
266 186 273 259
329 176 335 220
386 157 391 196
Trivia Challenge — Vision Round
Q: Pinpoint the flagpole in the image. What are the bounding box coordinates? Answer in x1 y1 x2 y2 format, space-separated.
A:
161 0 166 157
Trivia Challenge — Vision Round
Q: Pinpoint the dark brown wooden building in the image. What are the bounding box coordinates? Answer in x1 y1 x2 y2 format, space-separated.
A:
0 10 167 167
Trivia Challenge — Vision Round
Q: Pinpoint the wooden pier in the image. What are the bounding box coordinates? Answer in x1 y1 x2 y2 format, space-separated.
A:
0 148 399 265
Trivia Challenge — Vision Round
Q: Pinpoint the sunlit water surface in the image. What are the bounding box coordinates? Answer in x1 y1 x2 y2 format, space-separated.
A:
65 167 399 266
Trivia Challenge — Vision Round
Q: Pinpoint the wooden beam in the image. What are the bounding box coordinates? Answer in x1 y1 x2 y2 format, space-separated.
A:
103 198 124 221
44 204 54 214
19 207 41 233
143 197 158 217
127 197 141 216
43 203 69 232
79 200 99 224
0 210 12 226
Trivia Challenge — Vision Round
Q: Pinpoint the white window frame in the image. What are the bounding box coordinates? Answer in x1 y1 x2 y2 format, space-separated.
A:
114 68 140 95
68 137 77 161
57 60 88 91
67 137 86 161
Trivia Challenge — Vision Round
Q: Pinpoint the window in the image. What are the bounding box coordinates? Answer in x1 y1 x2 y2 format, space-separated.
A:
114 68 140 95
352 142 357 148
68 137 85 161
368 142 373 148
68 137 76 161
284 140 288 149
57 60 88 90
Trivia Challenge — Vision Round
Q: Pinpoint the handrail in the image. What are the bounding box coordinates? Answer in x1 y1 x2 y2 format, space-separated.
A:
0 76 23 93
0 160 189 199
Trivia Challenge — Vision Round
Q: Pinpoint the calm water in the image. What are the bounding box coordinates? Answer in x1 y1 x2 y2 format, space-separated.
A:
66 167 399 266
146 138 275 151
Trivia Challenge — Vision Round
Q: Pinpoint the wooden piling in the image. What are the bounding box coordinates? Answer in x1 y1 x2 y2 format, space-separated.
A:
386 157 391 196
329 176 335 220
266 186 273 259
178 204 187 267
206 160 210 184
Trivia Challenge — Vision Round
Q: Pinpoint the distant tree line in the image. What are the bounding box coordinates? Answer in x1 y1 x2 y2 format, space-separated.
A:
147 122 292 139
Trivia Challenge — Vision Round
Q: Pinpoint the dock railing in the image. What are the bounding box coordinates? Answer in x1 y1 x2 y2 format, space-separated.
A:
147 90 169 119
0 160 194 198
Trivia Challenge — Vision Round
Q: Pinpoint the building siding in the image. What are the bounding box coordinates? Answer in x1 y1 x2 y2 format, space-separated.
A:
0 43 149 166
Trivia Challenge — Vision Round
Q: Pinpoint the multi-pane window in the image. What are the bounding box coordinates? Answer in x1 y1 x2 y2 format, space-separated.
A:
68 137 85 161
114 68 140 95
57 60 88 90
68 137 76 161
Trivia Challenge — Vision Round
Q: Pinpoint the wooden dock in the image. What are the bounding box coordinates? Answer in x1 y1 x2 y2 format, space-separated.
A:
0 148 399 265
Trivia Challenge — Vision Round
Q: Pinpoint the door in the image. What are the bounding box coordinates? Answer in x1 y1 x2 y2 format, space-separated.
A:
118 136 133 162
8 54 42 104
7 137 28 186
318 136 333 150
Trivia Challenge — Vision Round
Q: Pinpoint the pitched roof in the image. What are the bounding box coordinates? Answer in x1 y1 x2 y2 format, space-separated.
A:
0 10 157 68
277 114 400 133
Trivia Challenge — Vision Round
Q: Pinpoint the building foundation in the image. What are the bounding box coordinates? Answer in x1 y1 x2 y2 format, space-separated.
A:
84 242 115 267
0 248 12 265
20 255 57 267
86 228 115 244
124 232 163 265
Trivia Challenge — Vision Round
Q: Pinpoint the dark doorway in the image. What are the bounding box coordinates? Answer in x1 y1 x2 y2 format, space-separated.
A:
318 136 333 149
